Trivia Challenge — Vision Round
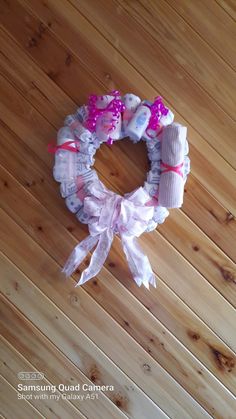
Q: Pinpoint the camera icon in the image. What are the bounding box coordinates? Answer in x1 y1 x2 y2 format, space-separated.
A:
17 372 44 380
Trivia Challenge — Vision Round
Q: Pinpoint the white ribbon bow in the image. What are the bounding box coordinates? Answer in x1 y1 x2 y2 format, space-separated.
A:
62 180 156 289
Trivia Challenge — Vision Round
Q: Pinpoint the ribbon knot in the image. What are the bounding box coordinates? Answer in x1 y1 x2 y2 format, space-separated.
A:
161 161 184 177
85 92 125 143
62 180 156 289
144 96 169 138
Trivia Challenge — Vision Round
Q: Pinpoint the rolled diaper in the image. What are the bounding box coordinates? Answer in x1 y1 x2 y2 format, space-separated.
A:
53 127 77 182
144 181 159 198
57 127 74 143
142 108 174 140
147 142 161 162
145 220 158 232
65 193 84 213
60 170 98 198
76 207 93 224
125 102 151 142
75 162 91 175
159 109 174 127
76 105 88 123
96 94 115 109
93 94 122 142
60 180 79 198
158 124 187 208
122 94 141 129
147 168 161 185
65 174 94 212
96 112 121 142
65 114 91 142
76 152 94 165
153 206 169 224
183 156 190 183
78 141 97 156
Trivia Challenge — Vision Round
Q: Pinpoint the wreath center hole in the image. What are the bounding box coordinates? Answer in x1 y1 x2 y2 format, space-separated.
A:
94 137 149 195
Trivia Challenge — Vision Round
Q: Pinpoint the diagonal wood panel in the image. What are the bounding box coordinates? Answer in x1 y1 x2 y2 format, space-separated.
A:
0 336 86 418
1 124 236 395
0 0 236 418
15 0 236 214
0 374 44 419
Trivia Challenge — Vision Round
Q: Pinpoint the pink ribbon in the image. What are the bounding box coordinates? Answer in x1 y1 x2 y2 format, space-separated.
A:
161 161 184 177
85 91 125 143
48 140 79 153
62 180 156 289
144 96 169 138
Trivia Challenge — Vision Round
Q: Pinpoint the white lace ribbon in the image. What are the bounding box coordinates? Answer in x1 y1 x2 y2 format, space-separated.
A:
62 180 156 289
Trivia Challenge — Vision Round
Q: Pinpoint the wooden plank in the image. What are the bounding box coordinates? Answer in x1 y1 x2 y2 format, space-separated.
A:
215 0 236 20
101 135 236 254
0 27 235 269
119 0 236 117
0 9 235 416
0 337 86 419
166 0 236 69
84 272 236 416
1 126 236 395
23 0 236 211
0 74 54 168
0 41 234 354
0 283 164 419
0 26 235 268
1 162 236 352
0 303 127 419
1 0 236 216
1 241 235 417
142 230 236 348
1 199 236 398
0 374 43 419
182 175 236 263
0 248 204 419
0 0 102 107
60 0 236 168
158 208 236 307
0 63 234 352
96 139 236 301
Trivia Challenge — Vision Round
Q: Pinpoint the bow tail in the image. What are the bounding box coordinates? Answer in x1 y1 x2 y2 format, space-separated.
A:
121 235 156 289
76 229 114 286
62 235 99 278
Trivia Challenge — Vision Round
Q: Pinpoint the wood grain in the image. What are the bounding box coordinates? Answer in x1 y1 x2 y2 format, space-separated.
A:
0 337 86 419
120 0 236 117
215 0 236 20
1 0 236 215
1 129 236 396
0 247 200 418
0 374 44 419
0 298 128 419
166 0 236 69
0 0 235 417
1 225 236 416
67 0 236 167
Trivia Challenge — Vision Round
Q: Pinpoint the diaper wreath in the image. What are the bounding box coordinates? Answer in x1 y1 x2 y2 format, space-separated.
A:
49 91 190 289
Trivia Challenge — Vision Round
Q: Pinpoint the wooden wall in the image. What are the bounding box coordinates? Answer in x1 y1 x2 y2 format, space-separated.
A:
0 0 236 418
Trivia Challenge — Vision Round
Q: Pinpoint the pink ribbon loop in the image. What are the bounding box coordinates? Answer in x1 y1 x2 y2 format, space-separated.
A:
48 140 80 153
144 96 169 138
161 161 184 177
85 92 125 139
62 180 156 289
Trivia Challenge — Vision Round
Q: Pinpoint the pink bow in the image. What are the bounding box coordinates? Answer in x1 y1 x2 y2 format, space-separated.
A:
85 91 125 143
62 180 156 289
